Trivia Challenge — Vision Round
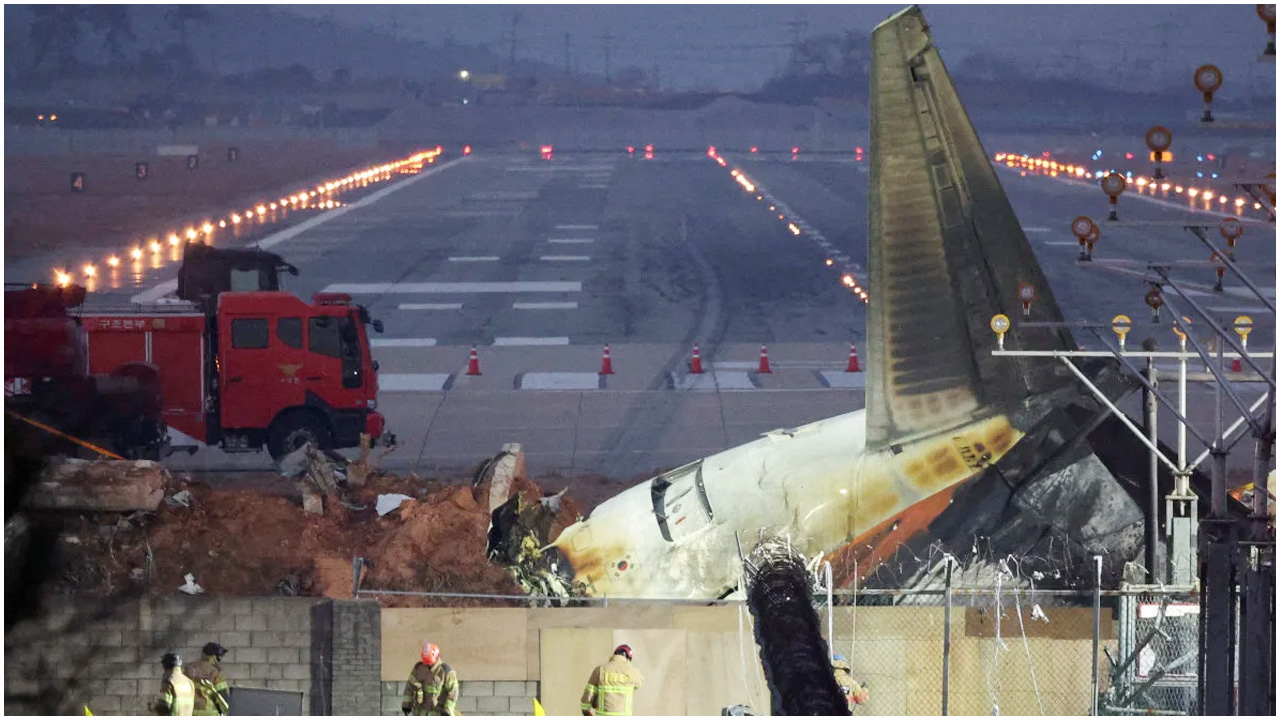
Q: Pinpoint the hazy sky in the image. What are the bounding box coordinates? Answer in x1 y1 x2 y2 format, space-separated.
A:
289 3 1275 92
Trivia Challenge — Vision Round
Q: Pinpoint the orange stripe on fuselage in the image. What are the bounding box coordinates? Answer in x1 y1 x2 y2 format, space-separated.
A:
825 482 962 588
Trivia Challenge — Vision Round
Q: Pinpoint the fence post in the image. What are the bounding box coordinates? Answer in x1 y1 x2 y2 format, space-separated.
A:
942 556 953 716
1091 555 1102 716
850 558 858 663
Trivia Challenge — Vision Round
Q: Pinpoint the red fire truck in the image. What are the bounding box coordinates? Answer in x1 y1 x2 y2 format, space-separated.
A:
79 289 389 459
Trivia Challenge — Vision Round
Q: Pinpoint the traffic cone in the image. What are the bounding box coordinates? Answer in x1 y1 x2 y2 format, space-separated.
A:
757 345 772 373
1232 357 1242 372
466 346 481 376
846 342 861 373
600 344 614 375
690 342 704 374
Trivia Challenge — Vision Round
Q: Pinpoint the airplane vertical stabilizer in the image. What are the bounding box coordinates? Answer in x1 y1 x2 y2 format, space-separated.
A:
866 6 1076 450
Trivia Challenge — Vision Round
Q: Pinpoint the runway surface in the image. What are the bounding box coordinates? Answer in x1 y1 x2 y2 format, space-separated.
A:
21 149 1274 479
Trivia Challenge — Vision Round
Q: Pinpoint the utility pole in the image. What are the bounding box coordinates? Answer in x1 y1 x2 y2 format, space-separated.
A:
600 31 615 85
564 32 572 78
507 10 522 75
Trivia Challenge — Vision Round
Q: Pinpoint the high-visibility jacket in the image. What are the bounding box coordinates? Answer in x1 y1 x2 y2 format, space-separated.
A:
832 660 869 711
158 668 197 716
580 655 645 716
185 656 230 715
403 661 459 716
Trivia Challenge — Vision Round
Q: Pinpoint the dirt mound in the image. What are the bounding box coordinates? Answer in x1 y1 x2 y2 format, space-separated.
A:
42 466 589 605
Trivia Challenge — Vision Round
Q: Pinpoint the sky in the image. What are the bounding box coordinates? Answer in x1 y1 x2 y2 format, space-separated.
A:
287 3 1276 93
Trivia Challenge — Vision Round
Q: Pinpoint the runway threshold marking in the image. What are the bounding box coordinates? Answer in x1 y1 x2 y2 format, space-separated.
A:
513 302 578 310
549 238 594 244
380 373 452 391
494 337 571 346
399 303 464 310
449 256 500 262
556 224 599 230
540 255 591 262
323 281 582 294
1024 227 1051 232
371 338 438 348
518 372 602 390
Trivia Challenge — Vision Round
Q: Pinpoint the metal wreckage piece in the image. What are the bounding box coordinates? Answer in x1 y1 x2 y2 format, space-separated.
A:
487 4 1151 601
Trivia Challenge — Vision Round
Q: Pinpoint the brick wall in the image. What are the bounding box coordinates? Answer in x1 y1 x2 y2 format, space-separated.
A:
380 680 540 716
3 596 387 716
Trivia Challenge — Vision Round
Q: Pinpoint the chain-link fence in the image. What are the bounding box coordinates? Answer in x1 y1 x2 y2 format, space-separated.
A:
353 555 1206 716
820 580 1202 716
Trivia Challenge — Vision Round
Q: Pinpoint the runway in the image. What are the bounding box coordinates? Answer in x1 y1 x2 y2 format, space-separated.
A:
36 148 1274 479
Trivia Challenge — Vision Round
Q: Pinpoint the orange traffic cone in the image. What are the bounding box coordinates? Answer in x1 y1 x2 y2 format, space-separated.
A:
690 342 704 374
466 346 482 376
600 345 614 375
1232 357 1242 372
846 342 861 373
757 345 772 373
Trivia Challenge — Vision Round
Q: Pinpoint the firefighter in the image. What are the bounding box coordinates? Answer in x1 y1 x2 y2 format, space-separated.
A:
153 653 196 716
832 654 870 712
580 644 645 716
185 642 231 715
401 642 459 716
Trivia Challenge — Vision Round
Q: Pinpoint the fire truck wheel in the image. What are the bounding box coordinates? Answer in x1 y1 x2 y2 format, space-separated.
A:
267 411 332 460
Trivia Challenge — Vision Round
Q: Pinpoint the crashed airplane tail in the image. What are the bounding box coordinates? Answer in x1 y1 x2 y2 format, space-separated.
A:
865 5 1079 451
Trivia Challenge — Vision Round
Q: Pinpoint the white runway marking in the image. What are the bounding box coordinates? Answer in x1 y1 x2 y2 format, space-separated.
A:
440 210 519 218
513 302 578 310
380 373 452 391
1207 306 1270 313
494 336 571 346
1043 241 1083 246
549 238 594 244
819 371 868 389
540 255 591 262
468 190 538 200
518 372 601 390
580 185 609 189
556 224 598 230
371 338 438 348
1024 227 1051 232
673 371 757 391
399 303 463 310
324 281 582 294
448 256 500 262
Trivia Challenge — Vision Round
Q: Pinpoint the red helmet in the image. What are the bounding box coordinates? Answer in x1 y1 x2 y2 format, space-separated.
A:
614 644 632 661
421 642 441 666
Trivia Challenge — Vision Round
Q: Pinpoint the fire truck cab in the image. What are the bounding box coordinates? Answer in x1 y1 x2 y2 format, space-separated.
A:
81 290 388 460
215 291 385 458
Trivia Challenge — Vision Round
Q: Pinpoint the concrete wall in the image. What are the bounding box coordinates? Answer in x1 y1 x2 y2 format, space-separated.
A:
6 597 1114 716
4 596 322 716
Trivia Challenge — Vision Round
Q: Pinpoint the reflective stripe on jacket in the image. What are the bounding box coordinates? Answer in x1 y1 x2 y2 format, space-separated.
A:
185 657 230 715
580 656 644 716
160 669 197 716
403 661 459 715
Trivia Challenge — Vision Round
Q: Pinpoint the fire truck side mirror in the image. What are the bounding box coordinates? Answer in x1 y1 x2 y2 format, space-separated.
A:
372 319 385 334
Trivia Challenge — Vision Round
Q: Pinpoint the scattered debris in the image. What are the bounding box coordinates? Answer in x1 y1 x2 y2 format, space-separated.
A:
178 572 204 595
1031 604 1049 623
376 494 414 517
347 433 395 487
33 445 610 604
165 490 194 508
25 458 169 512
